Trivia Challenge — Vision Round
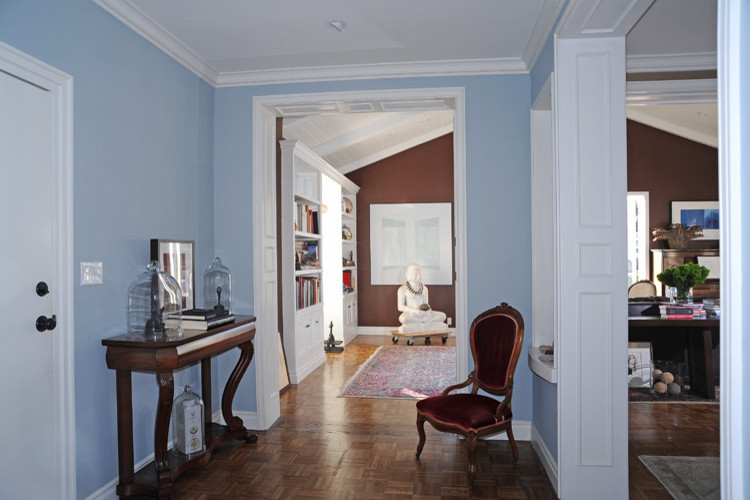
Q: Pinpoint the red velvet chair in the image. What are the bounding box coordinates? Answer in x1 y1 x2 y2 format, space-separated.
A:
415 302 525 479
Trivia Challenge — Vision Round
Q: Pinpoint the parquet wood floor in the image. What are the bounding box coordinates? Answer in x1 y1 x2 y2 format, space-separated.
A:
173 335 557 499
628 402 720 499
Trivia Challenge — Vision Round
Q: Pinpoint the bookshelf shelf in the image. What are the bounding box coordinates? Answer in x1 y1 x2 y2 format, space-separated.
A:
295 231 321 240
295 193 321 206
295 269 322 276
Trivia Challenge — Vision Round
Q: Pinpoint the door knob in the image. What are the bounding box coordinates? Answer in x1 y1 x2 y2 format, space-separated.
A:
36 315 57 332
36 281 49 297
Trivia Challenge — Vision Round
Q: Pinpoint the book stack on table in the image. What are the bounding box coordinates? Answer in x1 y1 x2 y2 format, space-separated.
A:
659 303 706 320
166 308 235 330
702 299 721 318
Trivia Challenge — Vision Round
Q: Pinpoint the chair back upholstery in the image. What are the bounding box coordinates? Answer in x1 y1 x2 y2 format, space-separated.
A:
628 280 657 298
470 303 524 395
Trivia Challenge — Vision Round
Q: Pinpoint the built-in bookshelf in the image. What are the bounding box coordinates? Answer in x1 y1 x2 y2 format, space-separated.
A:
280 139 359 384
341 189 358 343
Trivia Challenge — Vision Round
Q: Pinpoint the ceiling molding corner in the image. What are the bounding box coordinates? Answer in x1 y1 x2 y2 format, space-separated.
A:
93 0 220 85
626 78 717 105
214 58 528 88
626 52 717 74
556 0 654 39
522 0 566 71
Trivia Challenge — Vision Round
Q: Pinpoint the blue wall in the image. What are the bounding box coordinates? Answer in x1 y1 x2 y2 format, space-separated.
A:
528 15 560 466
0 1 215 497
213 75 534 414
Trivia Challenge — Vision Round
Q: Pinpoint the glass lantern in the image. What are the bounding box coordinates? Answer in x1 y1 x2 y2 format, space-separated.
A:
172 385 205 457
203 257 232 312
126 261 183 339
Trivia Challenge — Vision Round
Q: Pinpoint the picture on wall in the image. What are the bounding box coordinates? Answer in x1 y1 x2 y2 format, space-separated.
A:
150 239 195 310
369 202 453 285
671 200 719 240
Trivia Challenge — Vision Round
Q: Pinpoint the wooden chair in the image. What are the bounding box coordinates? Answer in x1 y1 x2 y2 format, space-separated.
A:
415 302 525 479
628 279 657 298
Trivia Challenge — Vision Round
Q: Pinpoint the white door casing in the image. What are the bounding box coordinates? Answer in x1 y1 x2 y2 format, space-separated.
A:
0 41 75 499
252 88 468 429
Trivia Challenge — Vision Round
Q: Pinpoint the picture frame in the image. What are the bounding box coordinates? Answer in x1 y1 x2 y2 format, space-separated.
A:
150 239 195 310
627 341 653 388
671 200 719 240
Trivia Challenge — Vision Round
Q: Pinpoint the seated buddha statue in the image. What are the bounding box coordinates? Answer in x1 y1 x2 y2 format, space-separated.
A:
397 263 448 334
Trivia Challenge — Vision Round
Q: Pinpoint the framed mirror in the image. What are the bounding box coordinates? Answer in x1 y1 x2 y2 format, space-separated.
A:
150 239 195 310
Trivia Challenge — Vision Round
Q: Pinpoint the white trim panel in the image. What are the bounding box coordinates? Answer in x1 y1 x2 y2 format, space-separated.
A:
482 420 531 441
626 79 717 105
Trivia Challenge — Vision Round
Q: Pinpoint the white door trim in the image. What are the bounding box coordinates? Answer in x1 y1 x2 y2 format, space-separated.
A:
717 0 745 497
252 88 468 428
0 41 76 498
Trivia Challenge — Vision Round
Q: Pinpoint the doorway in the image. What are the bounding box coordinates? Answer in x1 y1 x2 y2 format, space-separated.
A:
0 41 75 498
251 88 468 430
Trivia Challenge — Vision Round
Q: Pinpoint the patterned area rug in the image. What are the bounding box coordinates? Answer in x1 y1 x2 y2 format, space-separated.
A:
339 345 456 399
638 455 720 500
629 387 719 403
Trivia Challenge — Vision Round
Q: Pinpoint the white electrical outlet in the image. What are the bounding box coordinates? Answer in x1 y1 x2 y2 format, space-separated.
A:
447 317 452 326
81 262 103 285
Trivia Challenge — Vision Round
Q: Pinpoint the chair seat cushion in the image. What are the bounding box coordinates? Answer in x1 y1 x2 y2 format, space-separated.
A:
416 393 511 432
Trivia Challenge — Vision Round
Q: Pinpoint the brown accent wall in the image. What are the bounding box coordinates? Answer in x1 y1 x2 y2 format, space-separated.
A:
627 119 719 252
346 133 455 327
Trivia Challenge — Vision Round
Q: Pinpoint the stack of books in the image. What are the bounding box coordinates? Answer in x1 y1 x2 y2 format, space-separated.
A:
166 308 235 330
659 303 706 319
703 299 721 318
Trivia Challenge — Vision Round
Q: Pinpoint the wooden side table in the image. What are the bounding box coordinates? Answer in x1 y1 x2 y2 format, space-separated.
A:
102 316 258 498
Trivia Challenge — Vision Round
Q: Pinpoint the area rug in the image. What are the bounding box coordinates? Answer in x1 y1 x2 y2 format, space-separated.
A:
638 455 720 500
629 387 720 403
338 345 455 399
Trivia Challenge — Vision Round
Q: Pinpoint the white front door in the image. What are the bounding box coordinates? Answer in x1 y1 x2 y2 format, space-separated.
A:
0 44 74 498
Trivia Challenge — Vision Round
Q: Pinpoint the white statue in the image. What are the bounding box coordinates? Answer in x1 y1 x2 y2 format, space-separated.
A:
397 263 448 334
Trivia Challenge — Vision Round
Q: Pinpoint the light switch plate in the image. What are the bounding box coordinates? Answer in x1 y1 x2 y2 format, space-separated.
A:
81 262 103 285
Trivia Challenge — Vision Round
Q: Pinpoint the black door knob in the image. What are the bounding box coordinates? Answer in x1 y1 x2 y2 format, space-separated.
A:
36 315 57 332
36 281 50 297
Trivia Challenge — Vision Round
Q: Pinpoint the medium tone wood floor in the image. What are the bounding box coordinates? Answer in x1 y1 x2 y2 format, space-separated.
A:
628 401 720 499
174 335 557 499
172 335 719 499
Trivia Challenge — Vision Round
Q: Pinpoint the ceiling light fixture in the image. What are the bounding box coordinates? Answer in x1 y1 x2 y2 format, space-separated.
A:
326 19 345 32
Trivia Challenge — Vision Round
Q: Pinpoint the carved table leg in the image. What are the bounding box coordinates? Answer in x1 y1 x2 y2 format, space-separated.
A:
155 371 175 496
115 370 134 490
201 358 212 425
222 340 257 442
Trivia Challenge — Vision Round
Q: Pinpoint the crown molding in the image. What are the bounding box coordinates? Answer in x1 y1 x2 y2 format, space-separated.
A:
626 52 717 73
626 107 718 148
215 58 528 87
93 0 219 85
522 0 565 70
626 78 717 105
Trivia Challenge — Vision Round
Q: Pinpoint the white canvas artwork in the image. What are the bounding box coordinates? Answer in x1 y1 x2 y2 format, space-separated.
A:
370 203 453 285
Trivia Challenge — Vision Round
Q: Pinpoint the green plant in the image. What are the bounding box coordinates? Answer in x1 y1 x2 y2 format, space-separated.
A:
657 262 710 301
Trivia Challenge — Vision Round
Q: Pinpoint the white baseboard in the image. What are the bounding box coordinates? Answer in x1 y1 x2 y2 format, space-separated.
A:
481 419 531 441
86 410 259 500
289 349 326 383
531 423 559 497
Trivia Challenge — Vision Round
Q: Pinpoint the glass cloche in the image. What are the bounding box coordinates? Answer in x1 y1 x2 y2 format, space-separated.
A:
126 261 183 339
203 257 231 312
172 385 205 456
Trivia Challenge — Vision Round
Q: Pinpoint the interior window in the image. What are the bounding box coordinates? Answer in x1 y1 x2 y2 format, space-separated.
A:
627 192 649 286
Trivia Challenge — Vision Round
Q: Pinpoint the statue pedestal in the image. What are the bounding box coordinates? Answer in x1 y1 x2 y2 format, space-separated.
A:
398 322 448 334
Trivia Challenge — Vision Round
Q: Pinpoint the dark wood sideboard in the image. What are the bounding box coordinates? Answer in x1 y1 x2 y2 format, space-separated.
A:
651 248 720 298
102 316 257 499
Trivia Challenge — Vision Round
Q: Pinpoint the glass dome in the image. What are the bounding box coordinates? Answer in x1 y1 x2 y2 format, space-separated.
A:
126 261 183 339
203 257 232 312
172 385 205 457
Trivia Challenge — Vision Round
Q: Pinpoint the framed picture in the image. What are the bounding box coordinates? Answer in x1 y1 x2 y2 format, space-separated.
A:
150 239 195 310
627 341 653 388
671 200 719 240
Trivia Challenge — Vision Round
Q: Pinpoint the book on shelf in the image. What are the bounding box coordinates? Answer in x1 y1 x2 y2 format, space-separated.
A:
295 203 319 234
296 276 320 309
165 314 235 331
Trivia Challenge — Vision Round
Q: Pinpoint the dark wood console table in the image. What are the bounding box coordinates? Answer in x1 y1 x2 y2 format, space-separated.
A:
102 316 257 498
629 316 718 399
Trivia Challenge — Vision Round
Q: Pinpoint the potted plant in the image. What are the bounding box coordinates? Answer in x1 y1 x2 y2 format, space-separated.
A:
657 262 710 302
